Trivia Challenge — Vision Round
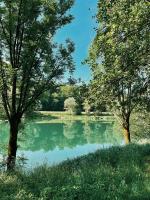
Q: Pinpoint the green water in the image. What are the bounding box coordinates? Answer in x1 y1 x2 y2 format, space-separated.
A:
0 120 123 167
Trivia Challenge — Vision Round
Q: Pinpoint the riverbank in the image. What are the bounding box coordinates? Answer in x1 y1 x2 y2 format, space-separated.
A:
0 144 150 200
27 111 115 123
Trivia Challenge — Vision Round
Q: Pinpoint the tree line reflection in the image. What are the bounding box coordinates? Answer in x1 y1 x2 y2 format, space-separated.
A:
0 121 123 152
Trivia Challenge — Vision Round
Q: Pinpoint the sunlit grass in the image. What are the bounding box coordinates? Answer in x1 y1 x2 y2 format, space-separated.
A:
27 111 115 123
0 144 150 200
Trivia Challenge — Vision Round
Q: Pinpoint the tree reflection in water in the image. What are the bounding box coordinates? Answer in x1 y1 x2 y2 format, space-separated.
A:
0 120 123 152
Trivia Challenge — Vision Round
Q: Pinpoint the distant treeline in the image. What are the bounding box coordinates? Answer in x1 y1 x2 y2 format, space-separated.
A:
38 82 106 113
39 83 88 112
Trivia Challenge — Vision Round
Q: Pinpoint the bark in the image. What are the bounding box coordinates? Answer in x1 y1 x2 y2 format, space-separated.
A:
123 127 130 144
7 118 20 171
123 115 131 144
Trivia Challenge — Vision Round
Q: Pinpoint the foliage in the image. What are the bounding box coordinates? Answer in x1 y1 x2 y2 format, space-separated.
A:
83 99 91 114
0 0 75 120
0 101 6 119
64 97 78 114
40 83 89 112
87 0 150 139
0 0 75 169
131 111 150 142
0 144 150 199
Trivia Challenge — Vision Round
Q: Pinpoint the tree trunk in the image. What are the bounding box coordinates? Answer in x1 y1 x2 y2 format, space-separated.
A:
123 115 131 144
7 119 19 171
123 126 130 144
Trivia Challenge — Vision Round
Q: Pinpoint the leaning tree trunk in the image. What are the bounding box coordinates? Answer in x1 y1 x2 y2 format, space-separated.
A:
123 116 131 144
7 118 20 171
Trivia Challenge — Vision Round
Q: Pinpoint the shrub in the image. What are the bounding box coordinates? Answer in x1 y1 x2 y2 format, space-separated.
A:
64 97 78 115
83 99 91 115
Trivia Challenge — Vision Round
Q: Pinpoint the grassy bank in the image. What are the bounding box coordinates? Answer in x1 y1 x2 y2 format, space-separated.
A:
0 144 150 200
27 111 115 123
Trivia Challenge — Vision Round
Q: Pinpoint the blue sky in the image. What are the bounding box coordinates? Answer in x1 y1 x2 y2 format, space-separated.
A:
55 0 97 83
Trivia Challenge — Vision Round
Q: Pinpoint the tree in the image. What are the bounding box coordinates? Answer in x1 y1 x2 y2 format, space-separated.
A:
87 0 150 143
40 82 89 112
83 99 91 115
64 97 77 114
40 84 76 111
0 0 75 170
74 83 88 114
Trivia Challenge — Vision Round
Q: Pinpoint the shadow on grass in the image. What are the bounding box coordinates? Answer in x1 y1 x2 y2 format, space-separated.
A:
0 144 150 200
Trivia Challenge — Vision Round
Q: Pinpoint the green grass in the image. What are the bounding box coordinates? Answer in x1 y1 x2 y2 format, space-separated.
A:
27 111 115 123
0 144 150 200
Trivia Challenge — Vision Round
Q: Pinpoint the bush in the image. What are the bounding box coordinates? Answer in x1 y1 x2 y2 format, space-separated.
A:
64 97 79 115
83 99 91 115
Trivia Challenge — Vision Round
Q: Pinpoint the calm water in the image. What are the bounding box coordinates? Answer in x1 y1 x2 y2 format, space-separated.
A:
0 120 123 168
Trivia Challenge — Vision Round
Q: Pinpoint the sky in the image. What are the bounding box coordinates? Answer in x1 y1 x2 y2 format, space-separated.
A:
55 0 97 83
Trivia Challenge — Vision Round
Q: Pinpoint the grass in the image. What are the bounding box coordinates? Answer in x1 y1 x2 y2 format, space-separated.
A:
0 144 150 200
26 111 115 123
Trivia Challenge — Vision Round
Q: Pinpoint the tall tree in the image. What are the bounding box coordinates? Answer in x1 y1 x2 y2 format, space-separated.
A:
0 0 75 170
87 0 150 143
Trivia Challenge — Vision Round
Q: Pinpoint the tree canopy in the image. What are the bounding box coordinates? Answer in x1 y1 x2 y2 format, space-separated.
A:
0 0 75 120
0 0 75 169
87 0 150 143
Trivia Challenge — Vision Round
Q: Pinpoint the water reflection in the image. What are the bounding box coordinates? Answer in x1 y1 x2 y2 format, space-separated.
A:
0 120 123 166
20 121 122 150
